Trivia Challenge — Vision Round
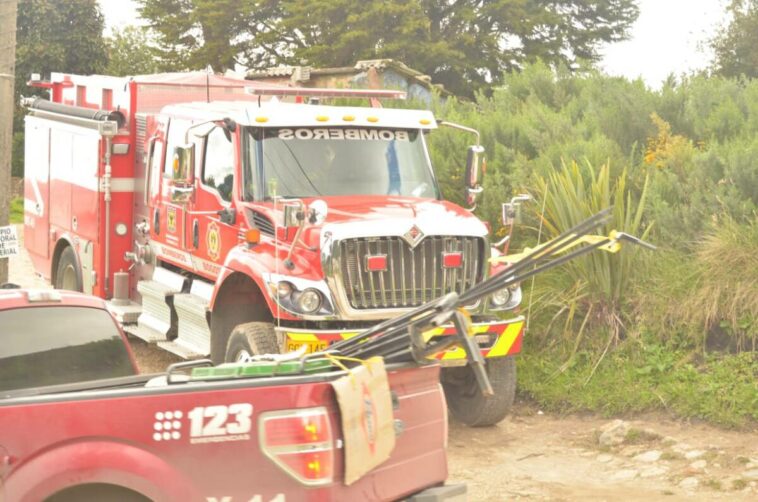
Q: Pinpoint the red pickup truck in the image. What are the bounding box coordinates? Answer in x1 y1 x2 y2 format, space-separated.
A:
0 289 462 502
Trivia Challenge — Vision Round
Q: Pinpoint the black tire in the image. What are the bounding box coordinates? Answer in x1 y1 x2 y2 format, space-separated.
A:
224 321 280 362
54 246 83 292
442 356 516 427
45 483 149 502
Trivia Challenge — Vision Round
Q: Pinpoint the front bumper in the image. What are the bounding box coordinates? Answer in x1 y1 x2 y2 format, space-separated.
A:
275 316 525 367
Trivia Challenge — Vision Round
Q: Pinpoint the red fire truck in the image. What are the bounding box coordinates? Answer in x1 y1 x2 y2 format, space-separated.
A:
23 71 525 426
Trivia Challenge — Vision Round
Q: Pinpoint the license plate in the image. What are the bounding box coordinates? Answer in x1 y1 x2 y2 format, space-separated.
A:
286 340 329 354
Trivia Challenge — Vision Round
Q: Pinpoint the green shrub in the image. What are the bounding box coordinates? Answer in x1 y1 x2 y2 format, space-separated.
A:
10 197 23 224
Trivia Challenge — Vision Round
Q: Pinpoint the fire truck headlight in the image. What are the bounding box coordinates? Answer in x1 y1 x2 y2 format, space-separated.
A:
490 287 510 307
276 281 294 298
115 223 128 236
490 285 522 310
296 288 323 314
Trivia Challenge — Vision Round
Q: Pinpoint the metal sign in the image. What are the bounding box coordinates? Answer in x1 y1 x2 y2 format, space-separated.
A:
0 225 19 259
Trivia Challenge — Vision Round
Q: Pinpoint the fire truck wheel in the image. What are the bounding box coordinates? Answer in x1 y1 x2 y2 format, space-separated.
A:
441 356 516 427
54 246 83 292
225 322 280 362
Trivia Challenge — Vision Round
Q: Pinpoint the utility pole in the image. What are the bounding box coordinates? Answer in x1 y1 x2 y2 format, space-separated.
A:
0 0 18 283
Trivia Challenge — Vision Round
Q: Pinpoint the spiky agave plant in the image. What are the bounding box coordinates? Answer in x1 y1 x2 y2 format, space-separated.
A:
529 160 651 374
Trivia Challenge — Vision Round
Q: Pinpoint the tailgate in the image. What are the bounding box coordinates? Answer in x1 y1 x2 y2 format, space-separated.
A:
336 364 448 500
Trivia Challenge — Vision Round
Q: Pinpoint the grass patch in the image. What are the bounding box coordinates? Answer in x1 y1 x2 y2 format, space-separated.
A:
625 428 662 444
10 197 23 224
660 451 682 461
703 479 722 491
517 334 758 428
731 479 747 490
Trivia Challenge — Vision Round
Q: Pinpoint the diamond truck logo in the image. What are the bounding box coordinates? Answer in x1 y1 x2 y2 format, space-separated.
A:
403 225 424 248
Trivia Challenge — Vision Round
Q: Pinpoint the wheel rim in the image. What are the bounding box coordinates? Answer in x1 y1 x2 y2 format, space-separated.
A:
234 349 252 362
60 264 78 290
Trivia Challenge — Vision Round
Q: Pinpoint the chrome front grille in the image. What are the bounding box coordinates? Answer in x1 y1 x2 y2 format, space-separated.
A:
336 236 485 310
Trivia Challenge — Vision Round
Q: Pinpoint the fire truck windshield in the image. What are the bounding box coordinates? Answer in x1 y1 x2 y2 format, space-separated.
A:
243 127 439 200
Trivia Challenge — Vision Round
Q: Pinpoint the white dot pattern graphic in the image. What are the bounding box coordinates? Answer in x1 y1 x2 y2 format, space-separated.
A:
152 410 183 441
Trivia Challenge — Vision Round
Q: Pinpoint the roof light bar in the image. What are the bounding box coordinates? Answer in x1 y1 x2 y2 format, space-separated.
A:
245 86 406 100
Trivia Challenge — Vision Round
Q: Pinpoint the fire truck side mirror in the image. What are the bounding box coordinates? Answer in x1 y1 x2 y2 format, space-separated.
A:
501 194 531 226
282 203 302 228
464 145 485 207
172 144 194 183
170 144 195 203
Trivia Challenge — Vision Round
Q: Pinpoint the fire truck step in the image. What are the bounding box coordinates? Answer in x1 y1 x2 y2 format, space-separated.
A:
136 268 187 342
125 323 169 344
172 280 214 356
106 300 142 325
157 340 207 359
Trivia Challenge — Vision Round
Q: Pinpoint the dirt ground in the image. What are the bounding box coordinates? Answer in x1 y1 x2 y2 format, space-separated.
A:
7 226 758 501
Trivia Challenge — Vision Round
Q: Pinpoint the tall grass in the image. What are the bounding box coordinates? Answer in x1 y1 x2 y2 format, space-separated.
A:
637 215 758 351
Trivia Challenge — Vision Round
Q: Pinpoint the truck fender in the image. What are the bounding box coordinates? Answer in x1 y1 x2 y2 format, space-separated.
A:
5 440 199 502
212 247 278 315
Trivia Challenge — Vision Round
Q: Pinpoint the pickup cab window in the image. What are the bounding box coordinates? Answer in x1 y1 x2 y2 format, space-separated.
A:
0 306 136 392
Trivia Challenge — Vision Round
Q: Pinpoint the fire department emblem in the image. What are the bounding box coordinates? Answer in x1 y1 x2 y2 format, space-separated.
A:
206 222 221 261
167 207 177 233
360 383 377 454
402 224 424 248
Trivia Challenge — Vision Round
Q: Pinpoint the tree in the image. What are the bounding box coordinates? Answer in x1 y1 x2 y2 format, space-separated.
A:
255 0 640 97
13 0 107 176
136 0 278 72
711 0 758 79
105 26 162 76
16 0 107 92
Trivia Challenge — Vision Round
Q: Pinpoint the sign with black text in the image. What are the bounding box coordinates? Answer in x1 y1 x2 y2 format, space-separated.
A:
0 226 19 259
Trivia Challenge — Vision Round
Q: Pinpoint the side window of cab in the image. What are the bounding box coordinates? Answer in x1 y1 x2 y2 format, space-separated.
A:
202 127 235 202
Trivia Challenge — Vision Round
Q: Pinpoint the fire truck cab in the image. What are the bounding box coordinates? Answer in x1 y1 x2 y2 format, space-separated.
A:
23 71 525 426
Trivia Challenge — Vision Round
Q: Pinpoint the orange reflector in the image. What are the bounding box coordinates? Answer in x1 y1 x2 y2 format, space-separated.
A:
342 115 355 122
316 115 329 122
367 116 379 123
245 228 261 244
255 116 268 123
420 118 431 125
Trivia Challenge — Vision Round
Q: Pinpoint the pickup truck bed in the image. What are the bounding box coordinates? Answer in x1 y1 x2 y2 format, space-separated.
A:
0 363 453 502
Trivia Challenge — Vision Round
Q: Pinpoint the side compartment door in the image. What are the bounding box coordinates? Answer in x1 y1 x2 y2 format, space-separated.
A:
23 117 51 260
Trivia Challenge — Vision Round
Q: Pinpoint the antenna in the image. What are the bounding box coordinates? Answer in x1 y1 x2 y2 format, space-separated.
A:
205 65 212 103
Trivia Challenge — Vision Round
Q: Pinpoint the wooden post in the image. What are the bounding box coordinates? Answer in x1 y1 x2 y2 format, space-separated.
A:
0 0 17 283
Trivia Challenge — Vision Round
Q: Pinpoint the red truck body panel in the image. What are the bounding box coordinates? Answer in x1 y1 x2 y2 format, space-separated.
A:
0 365 448 502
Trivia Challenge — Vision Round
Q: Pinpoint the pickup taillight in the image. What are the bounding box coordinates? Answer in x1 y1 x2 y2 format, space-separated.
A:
259 407 334 486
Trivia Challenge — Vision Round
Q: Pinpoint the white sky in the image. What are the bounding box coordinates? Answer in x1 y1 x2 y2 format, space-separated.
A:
99 0 730 89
